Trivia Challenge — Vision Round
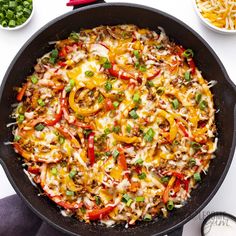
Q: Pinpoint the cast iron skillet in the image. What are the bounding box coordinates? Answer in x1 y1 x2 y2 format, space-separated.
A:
0 2 236 236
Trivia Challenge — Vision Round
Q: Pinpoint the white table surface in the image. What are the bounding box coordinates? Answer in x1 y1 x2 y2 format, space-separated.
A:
0 0 235 235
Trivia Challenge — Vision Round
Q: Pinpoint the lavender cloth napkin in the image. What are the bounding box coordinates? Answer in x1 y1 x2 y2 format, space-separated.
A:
0 195 67 236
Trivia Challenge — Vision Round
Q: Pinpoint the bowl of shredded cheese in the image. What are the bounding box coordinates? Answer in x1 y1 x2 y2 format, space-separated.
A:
193 0 236 34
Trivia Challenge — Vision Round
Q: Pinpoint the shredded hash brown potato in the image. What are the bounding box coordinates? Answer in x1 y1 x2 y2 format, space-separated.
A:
12 25 217 226
196 0 236 30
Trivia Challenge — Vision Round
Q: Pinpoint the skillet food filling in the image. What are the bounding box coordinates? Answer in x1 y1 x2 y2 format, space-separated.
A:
12 25 217 226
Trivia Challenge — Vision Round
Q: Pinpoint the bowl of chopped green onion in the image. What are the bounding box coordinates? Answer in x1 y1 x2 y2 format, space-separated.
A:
0 0 34 30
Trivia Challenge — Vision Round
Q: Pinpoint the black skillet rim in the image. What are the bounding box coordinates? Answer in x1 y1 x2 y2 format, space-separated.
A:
0 2 236 236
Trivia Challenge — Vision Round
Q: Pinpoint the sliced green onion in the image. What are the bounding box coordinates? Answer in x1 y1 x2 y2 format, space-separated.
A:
105 81 112 92
194 172 201 182
69 32 80 41
69 79 75 87
135 61 140 69
129 109 139 119
112 149 120 160
161 176 170 183
139 65 147 72
85 70 94 77
98 94 104 103
133 50 140 59
146 81 154 88
14 135 21 142
189 158 196 167
135 158 143 165
126 124 131 133
35 123 45 131
133 93 140 103
17 114 25 123
167 200 174 211
183 49 194 58
112 126 121 134
113 101 119 108
184 71 191 81
144 128 155 142
143 214 152 221
58 136 65 145
51 49 58 59
195 93 202 104
105 151 111 156
104 128 111 135
122 193 131 203
66 190 74 196
102 58 112 69
95 196 101 205
69 170 77 179
199 100 207 110
138 172 146 179
136 196 145 202
172 99 179 109
191 142 201 150
31 75 38 84
51 167 57 175
37 98 45 107
126 198 133 207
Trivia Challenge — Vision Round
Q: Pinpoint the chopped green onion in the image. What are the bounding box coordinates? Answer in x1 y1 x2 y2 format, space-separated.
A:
138 172 146 179
122 193 131 203
143 214 152 221
167 200 174 211
146 81 154 88
156 87 165 95
129 109 139 119
102 58 112 69
58 136 65 145
105 151 111 156
8 19 15 27
104 128 111 135
189 158 196 167
194 173 201 182
144 128 155 142
126 124 131 133
183 49 194 58
133 50 140 59
51 49 58 59
135 61 140 69
112 149 120 160
126 198 133 207
95 196 101 205
69 170 77 179
37 98 45 107
85 70 94 77
136 196 145 202
172 99 179 109
112 126 121 134
14 135 21 142
69 32 80 41
17 114 25 123
31 75 38 84
199 100 207 110
35 123 45 131
184 71 191 81
173 139 179 145
98 94 104 103
66 190 74 196
105 81 112 92
191 142 201 150
195 93 202 104
161 176 170 183
133 93 140 103
69 79 75 87
51 167 57 175
113 101 119 108
139 65 147 72
6 10 14 20
135 158 143 165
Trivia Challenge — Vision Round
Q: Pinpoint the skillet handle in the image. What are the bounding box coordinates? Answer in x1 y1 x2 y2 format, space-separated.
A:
72 0 105 9
168 226 183 236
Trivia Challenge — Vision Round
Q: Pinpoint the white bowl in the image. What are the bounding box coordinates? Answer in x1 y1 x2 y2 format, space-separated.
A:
0 1 34 31
192 0 236 34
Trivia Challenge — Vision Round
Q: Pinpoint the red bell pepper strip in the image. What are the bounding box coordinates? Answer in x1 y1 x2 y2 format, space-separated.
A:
117 147 127 170
28 166 40 175
182 179 190 192
177 121 189 138
147 69 161 80
88 132 95 166
88 205 115 220
17 83 28 102
66 0 97 7
108 64 134 80
172 172 185 180
163 186 170 204
105 98 114 111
